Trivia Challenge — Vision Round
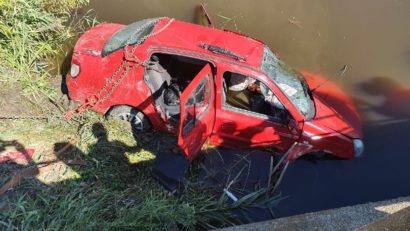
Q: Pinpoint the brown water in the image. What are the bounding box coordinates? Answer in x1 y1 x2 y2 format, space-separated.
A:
89 0 410 123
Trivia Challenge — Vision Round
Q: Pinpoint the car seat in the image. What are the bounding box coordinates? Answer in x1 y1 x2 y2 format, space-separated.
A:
145 56 171 96
145 56 179 120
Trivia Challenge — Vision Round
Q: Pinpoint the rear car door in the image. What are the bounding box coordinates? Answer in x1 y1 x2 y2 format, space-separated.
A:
178 64 215 161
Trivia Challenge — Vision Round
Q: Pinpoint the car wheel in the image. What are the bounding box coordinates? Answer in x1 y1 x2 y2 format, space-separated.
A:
108 105 151 132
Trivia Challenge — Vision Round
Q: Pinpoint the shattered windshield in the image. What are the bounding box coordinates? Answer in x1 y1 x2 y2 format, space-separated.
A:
102 18 158 56
261 46 315 119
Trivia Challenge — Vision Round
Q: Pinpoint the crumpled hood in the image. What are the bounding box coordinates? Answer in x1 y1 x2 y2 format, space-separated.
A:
302 71 363 139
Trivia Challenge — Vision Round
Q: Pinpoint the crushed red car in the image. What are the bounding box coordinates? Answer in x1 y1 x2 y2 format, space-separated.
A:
66 17 364 161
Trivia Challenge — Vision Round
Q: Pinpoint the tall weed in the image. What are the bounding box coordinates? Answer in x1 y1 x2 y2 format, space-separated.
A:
0 0 92 98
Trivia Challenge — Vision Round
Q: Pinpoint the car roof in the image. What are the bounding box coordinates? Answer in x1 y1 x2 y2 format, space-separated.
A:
145 18 265 68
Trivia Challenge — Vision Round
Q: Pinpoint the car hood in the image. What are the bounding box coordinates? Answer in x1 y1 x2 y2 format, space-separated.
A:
302 71 363 139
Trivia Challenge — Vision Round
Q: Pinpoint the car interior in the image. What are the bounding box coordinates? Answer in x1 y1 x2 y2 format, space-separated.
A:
144 53 289 126
144 53 211 123
222 72 290 124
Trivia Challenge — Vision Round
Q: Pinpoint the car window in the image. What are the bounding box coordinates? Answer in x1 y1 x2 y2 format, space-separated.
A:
102 18 159 57
182 75 211 136
261 46 315 119
222 71 289 124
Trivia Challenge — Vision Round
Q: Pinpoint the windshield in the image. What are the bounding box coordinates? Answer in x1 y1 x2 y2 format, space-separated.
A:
261 46 315 119
102 18 158 57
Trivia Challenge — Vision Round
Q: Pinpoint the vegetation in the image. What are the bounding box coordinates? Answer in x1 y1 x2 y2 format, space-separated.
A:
0 0 93 97
1 114 279 230
0 1 279 230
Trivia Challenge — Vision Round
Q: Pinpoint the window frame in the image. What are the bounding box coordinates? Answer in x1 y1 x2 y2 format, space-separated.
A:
221 70 292 126
182 74 213 136
143 49 217 123
260 46 316 120
102 18 158 57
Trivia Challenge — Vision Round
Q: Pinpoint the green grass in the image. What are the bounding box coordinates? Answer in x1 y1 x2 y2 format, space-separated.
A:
0 0 94 98
0 113 280 230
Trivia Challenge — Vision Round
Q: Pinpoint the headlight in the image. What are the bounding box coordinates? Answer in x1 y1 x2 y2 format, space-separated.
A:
353 139 364 158
70 63 80 78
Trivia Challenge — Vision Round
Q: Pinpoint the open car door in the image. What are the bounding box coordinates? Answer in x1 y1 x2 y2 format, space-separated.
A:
178 64 215 161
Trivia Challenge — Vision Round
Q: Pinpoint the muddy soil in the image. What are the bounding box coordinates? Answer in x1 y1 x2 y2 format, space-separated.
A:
0 76 69 117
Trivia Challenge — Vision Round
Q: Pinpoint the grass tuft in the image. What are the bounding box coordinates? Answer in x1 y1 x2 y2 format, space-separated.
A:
0 0 94 98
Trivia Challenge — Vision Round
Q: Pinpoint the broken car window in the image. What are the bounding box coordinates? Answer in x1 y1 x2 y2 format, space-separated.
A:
261 46 315 119
102 18 158 56
194 79 206 105
182 75 211 136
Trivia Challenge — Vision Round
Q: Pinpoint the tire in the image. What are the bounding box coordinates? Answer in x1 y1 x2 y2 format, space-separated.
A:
108 105 151 132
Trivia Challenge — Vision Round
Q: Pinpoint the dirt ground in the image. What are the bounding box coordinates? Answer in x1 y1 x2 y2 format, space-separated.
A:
0 75 70 117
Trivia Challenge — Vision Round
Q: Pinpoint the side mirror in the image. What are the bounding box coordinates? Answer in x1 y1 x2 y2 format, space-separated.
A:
287 119 299 135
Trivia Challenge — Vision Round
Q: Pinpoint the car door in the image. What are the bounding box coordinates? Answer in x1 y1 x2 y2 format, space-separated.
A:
211 66 302 152
178 64 215 161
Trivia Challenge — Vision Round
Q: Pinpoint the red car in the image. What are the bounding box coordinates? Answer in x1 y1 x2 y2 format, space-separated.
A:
66 18 364 161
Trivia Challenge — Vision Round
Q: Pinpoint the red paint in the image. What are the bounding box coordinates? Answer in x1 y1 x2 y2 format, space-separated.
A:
66 18 363 161
178 64 215 161
0 149 35 165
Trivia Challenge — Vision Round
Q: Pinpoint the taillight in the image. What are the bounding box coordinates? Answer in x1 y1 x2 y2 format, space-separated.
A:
70 63 80 78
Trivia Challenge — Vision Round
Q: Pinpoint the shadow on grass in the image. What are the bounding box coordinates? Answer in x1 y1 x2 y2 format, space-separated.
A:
0 139 36 187
0 121 179 230
1 121 249 230
53 122 146 189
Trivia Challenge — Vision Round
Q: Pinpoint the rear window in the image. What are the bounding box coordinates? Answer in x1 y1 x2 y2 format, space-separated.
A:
102 18 159 57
